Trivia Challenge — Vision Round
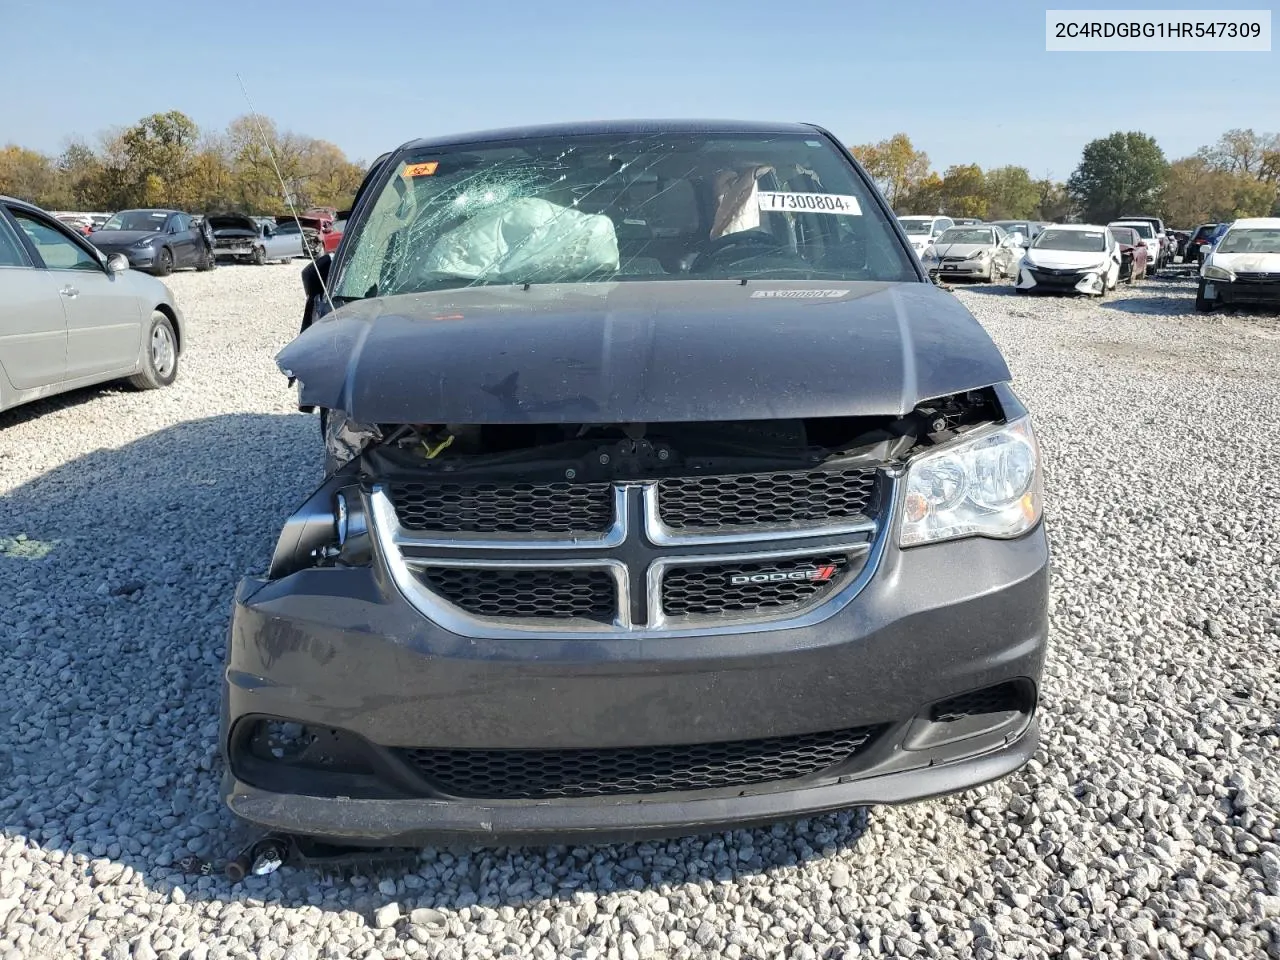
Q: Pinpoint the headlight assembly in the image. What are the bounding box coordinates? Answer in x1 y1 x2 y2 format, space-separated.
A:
899 416 1042 547
133 237 155 248
1202 264 1234 282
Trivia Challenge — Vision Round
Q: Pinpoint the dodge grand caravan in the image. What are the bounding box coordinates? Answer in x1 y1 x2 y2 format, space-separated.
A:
222 120 1050 845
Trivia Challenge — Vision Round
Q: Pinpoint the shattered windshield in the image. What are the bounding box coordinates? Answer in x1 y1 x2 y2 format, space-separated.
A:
335 132 916 298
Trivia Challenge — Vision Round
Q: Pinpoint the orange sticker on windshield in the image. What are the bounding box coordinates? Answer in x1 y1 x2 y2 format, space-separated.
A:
403 161 439 177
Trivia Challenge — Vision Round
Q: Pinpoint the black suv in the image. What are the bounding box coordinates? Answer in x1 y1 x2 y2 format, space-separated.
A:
224 120 1050 845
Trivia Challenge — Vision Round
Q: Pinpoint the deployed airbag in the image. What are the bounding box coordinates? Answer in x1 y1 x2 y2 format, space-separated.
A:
420 197 619 284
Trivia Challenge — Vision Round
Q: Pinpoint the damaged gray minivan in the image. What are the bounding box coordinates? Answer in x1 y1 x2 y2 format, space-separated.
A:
223 120 1049 845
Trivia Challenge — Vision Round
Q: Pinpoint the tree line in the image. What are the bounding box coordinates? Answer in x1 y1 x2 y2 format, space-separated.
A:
0 110 366 215
851 128 1280 227
4 111 1277 228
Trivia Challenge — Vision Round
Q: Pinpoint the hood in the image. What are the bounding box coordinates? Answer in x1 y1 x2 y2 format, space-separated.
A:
278 280 1011 424
88 230 158 248
1024 248 1109 270
1209 251 1280 273
209 215 258 235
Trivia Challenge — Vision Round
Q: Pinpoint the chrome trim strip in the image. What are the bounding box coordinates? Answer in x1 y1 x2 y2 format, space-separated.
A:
641 483 876 545
385 485 628 550
645 541 872 630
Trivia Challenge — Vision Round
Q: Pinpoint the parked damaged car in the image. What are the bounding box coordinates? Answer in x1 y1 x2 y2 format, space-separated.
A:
223 120 1049 846
1197 218 1280 313
1107 225 1149 283
86 208 213 276
209 213 305 264
1016 224 1121 296
920 224 1022 282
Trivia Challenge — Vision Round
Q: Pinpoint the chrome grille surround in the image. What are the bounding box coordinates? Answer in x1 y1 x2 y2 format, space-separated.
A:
369 469 894 638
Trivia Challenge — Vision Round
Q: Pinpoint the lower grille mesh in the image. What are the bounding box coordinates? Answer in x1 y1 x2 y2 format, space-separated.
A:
931 682 1026 722
397 726 879 799
662 554 851 618
417 568 615 622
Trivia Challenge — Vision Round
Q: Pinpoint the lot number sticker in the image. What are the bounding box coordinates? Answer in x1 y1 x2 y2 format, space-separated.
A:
758 192 862 215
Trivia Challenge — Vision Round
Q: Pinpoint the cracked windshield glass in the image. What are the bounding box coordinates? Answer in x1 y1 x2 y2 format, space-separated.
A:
335 132 917 298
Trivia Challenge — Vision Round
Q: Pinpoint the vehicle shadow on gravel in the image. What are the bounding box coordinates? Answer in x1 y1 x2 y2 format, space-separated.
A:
0 414 881 917
0 382 136 429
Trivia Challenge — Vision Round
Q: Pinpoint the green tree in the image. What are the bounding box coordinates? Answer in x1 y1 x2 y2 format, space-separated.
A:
115 111 201 207
937 164 986 218
1032 178 1073 222
850 133 931 210
57 139 106 209
1067 132 1168 222
984 165 1039 220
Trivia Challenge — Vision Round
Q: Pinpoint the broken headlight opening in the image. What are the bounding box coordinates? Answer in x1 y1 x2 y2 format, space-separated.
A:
899 416 1042 547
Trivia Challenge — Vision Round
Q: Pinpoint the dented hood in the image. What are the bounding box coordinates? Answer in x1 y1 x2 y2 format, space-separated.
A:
278 280 1011 424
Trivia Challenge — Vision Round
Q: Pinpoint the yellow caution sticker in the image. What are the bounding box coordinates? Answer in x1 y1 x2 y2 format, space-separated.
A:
403 161 440 177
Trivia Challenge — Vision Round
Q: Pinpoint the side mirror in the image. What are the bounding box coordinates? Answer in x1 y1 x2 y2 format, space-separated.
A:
106 253 129 273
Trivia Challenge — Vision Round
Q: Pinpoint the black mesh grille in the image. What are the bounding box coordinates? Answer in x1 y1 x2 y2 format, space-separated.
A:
397 726 878 799
417 568 615 621
931 682 1026 723
389 481 613 534
657 469 877 530
1234 271 1280 283
662 554 851 618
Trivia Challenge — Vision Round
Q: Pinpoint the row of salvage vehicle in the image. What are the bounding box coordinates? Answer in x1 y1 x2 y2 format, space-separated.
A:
901 210 1280 308
53 207 343 274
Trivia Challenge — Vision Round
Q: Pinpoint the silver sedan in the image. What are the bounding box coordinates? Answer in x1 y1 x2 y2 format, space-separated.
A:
1 197 185 415
921 225 1023 282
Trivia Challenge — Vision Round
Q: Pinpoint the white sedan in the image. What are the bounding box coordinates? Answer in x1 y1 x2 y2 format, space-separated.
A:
1015 225 1121 297
0 196 185 415
1197 217 1280 313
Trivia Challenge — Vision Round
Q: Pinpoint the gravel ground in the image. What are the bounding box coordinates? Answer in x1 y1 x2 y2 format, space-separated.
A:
1 263 1278 960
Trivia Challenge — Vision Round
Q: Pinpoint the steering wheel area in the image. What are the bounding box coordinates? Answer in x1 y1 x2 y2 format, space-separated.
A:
689 229 807 273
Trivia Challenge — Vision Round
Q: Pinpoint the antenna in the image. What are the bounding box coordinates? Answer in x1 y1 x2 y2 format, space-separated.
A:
235 73 333 309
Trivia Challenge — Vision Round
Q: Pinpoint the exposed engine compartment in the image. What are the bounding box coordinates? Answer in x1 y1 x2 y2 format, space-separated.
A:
326 387 1004 481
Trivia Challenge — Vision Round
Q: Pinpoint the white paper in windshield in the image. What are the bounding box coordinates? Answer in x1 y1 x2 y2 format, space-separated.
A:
757 192 862 215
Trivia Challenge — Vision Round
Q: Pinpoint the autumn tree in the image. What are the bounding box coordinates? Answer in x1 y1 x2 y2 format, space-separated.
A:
850 134 931 210
0 145 69 208
984 166 1039 220
1067 132 1168 222
1161 155 1278 225
936 164 987 218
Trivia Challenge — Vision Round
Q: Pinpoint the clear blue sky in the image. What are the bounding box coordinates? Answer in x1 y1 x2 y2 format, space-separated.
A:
2 0 1276 179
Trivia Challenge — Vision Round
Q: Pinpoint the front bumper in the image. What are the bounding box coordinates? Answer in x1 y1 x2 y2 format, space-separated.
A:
928 259 993 279
1202 277 1280 307
1016 265 1104 295
222 519 1050 845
